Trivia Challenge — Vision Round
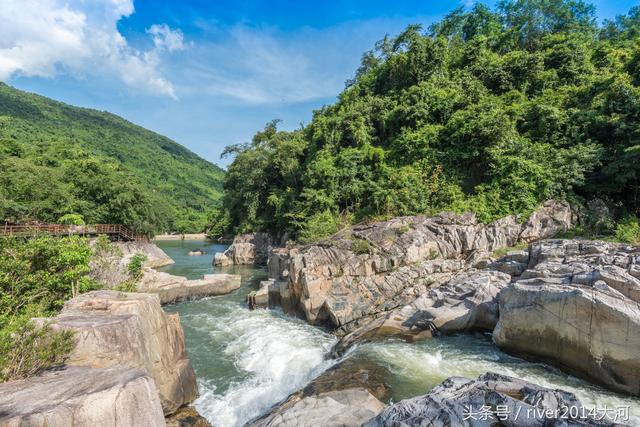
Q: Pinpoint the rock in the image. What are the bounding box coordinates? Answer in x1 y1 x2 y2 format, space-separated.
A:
213 232 274 266
519 200 572 243
35 291 199 414
166 406 211 427
0 365 166 427
333 269 511 354
138 268 241 304
246 279 273 309
494 239 640 396
364 372 619 427
262 201 571 330
187 249 205 256
248 388 385 427
90 240 174 288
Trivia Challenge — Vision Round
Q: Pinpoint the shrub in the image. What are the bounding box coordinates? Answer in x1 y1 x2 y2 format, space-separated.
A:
352 238 373 255
127 254 147 278
57 213 85 226
297 211 344 244
615 216 640 244
0 317 75 382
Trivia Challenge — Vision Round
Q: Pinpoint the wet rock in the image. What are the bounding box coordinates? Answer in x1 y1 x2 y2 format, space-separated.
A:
248 388 385 427
214 232 273 266
166 406 211 427
187 249 205 256
138 268 241 304
35 291 198 414
246 279 273 309
364 372 619 427
0 365 165 426
333 269 511 354
494 239 640 396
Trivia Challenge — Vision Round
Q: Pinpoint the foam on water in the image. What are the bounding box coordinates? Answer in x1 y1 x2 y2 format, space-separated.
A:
193 307 336 427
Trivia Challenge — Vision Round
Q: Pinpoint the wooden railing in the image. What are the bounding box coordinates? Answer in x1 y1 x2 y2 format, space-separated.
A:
0 223 148 242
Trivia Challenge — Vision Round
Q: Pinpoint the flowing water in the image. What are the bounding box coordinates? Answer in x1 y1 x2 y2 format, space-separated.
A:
158 240 640 427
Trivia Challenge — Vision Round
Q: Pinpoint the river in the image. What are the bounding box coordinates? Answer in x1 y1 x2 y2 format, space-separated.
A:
158 239 640 426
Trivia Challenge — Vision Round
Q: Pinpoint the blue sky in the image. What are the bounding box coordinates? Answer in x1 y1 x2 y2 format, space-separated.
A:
2 0 637 168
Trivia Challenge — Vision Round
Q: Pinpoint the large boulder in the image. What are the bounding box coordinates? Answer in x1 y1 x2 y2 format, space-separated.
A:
90 240 174 287
35 291 199 414
364 372 619 427
0 365 166 427
213 232 273 266
261 201 571 330
494 239 640 396
333 269 511 354
138 268 241 304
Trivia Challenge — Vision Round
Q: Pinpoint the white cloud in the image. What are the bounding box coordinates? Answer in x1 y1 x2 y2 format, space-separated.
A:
0 0 181 98
147 24 185 52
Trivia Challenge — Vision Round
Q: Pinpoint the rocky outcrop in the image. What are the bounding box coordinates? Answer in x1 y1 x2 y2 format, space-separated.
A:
138 268 241 304
35 291 198 414
494 239 640 396
166 406 212 427
249 356 390 427
364 372 619 427
249 389 385 427
0 365 166 426
214 232 274 266
261 201 571 330
90 240 174 288
333 269 511 354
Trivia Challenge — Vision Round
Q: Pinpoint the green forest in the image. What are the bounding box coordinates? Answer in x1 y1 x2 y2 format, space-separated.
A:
0 83 225 234
214 0 640 242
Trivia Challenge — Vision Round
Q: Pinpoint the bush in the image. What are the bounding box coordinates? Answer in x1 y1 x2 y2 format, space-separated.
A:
352 238 373 255
615 216 640 244
57 213 85 226
127 254 147 278
0 318 75 382
297 211 344 244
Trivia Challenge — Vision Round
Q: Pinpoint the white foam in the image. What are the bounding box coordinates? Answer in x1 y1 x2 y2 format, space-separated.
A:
193 306 336 427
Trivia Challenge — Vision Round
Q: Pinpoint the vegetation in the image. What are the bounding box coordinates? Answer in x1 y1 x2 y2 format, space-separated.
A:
114 253 148 292
216 1 640 242
0 83 225 234
0 234 99 381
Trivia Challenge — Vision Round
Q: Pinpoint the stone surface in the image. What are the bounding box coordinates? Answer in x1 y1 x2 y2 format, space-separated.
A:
138 268 241 304
494 239 640 396
333 269 511 354
262 201 570 330
166 406 211 427
0 365 165 427
364 372 619 427
35 291 199 414
90 240 174 287
214 232 273 266
248 388 385 427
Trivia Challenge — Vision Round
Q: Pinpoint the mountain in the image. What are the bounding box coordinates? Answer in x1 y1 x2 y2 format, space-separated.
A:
0 83 224 234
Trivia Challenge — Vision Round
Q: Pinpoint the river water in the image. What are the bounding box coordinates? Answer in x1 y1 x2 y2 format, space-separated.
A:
158 239 640 426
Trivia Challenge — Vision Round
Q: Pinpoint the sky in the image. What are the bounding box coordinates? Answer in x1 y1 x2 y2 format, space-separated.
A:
1 0 638 168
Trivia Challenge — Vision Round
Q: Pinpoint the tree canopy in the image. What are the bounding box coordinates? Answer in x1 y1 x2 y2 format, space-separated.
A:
217 0 640 241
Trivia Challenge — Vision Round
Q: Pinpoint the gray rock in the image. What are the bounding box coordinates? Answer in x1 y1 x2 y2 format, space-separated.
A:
248 388 385 427
364 372 619 427
0 365 165 427
138 268 241 304
262 201 570 330
494 239 640 396
213 232 273 266
34 291 199 414
333 269 511 354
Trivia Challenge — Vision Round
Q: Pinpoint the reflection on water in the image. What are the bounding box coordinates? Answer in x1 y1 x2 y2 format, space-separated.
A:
156 240 640 427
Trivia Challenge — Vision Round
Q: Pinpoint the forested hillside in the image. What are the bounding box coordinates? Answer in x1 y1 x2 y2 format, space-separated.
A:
216 0 640 242
0 83 224 234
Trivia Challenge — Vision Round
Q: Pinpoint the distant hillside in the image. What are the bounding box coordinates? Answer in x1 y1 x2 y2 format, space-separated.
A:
0 83 224 234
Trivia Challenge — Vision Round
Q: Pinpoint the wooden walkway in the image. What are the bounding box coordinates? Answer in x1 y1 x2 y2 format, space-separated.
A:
1 223 148 242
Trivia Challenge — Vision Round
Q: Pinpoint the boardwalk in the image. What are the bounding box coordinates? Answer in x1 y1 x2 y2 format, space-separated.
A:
1 223 147 242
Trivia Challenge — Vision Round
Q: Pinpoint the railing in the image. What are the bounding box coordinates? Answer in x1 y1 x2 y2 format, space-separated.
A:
0 223 148 242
